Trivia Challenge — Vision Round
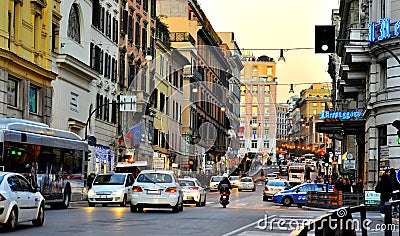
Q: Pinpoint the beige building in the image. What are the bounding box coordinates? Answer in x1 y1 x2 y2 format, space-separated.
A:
239 53 278 162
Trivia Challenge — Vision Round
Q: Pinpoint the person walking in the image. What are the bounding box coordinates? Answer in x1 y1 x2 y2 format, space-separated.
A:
390 168 400 214
353 178 364 193
375 169 393 219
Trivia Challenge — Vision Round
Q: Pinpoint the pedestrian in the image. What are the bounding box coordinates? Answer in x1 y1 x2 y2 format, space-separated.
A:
375 169 393 219
334 177 344 192
389 168 400 214
87 173 96 189
353 178 364 193
343 178 352 192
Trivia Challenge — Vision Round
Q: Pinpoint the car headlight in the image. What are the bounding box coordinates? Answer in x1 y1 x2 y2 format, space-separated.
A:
88 189 95 197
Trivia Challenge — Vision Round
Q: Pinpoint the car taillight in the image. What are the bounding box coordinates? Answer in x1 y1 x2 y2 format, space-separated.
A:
165 187 177 193
0 194 6 201
222 191 227 195
265 186 269 191
132 186 143 192
188 186 199 190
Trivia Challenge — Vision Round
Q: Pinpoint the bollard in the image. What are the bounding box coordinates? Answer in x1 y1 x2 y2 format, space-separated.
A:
384 201 392 236
359 205 367 236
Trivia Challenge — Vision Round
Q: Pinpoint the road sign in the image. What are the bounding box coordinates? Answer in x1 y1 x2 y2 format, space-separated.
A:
120 96 137 112
397 169 400 184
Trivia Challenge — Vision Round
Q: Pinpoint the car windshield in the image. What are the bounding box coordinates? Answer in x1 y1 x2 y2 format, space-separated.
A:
180 180 195 186
241 178 252 182
94 174 126 185
137 173 173 183
230 176 239 181
267 181 287 187
211 176 223 182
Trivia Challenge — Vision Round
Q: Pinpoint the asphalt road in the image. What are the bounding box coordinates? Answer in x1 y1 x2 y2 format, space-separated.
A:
0 180 396 236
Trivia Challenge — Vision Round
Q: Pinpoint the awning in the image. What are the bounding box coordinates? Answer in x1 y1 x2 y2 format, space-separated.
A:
316 120 365 135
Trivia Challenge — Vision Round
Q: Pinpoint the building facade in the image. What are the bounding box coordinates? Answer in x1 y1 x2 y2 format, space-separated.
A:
239 53 278 162
1 0 58 123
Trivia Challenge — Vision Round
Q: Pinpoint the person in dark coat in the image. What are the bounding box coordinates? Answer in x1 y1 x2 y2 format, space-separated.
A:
334 177 344 192
342 178 352 192
390 168 400 214
376 169 393 215
87 173 96 189
353 178 364 193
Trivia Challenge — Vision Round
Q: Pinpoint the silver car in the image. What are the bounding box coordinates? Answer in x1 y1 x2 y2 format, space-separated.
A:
87 173 134 207
209 176 223 191
179 177 206 207
130 170 183 213
0 172 45 231
263 179 290 201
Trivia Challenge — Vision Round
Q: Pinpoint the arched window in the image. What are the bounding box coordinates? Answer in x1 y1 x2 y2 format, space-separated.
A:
67 4 80 43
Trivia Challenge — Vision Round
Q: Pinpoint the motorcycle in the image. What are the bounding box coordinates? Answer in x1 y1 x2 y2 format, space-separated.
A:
219 184 230 208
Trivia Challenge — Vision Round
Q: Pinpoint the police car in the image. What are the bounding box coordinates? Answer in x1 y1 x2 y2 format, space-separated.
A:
273 183 333 207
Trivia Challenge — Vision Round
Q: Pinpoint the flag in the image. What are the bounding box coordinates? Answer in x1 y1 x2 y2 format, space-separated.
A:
118 134 124 145
126 129 133 142
131 124 142 145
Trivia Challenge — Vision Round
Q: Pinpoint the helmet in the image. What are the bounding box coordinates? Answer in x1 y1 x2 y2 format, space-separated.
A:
222 173 228 178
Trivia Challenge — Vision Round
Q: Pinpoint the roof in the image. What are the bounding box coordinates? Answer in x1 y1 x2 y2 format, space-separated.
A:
139 169 174 174
116 161 148 167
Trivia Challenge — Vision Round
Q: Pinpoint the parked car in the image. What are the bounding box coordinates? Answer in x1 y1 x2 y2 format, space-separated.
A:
263 179 290 201
130 170 183 213
238 177 256 191
87 172 134 207
179 177 206 207
273 183 333 207
0 172 45 231
229 176 240 188
266 173 278 180
209 176 224 191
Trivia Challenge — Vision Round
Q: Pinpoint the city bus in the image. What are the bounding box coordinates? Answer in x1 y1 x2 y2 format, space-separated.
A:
0 118 88 209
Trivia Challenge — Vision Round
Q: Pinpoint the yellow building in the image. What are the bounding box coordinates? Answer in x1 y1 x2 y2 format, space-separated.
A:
0 0 59 121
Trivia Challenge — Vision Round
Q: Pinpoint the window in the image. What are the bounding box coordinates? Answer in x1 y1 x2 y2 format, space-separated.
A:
113 17 118 43
252 106 258 114
267 66 273 75
264 141 269 148
264 85 270 94
251 140 257 148
264 107 269 115
252 85 257 93
70 92 78 112
29 86 38 113
313 102 317 107
128 14 133 42
135 16 141 48
67 4 80 43
252 96 257 103
252 129 257 139
252 118 258 125
264 129 269 138
7 79 18 107
380 59 387 90
240 95 245 102
264 118 269 126
264 96 270 103
378 125 387 146
240 106 245 114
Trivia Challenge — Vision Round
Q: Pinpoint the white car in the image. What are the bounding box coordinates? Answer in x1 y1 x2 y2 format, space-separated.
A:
0 172 45 231
179 177 206 207
130 170 183 213
209 176 223 191
238 177 256 191
229 176 240 188
87 173 134 207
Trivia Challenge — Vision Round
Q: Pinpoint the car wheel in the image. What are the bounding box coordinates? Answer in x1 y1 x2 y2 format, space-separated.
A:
172 202 180 213
120 195 127 207
282 197 293 207
201 195 206 206
179 201 184 212
238 189 242 192
32 203 44 227
88 202 95 207
252 187 256 192
130 204 137 213
196 197 201 207
5 207 17 231
263 195 268 201
137 206 144 213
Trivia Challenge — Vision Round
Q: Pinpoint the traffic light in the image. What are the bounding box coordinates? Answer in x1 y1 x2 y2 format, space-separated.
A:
315 25 336 53
323 153 330 164
393 120 400 144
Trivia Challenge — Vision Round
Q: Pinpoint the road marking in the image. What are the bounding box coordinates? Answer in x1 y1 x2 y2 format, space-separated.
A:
221 220 261 236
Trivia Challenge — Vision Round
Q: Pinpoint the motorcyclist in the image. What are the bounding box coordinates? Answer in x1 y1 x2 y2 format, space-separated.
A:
218 173 232 194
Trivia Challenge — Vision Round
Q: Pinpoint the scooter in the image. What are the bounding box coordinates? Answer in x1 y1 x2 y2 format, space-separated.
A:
219 184 230 208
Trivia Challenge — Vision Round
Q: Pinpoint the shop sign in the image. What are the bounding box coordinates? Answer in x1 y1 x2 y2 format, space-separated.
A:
368 18 400 42
319 110 362 120
364 190 381 205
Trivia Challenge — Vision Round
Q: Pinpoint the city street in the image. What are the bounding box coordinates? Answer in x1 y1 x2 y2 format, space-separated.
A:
1 181 395 236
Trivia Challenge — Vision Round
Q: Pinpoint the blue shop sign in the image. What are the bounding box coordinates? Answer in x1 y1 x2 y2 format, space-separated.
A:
320 110 362 120
368 18 400 42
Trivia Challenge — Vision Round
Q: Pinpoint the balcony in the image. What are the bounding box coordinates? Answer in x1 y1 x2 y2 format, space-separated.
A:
170 32 196 46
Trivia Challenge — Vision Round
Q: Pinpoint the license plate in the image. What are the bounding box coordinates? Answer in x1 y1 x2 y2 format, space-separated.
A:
147 190 161 195
101 195 107 198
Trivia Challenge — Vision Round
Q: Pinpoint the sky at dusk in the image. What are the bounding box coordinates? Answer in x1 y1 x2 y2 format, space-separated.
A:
196 0 340 103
